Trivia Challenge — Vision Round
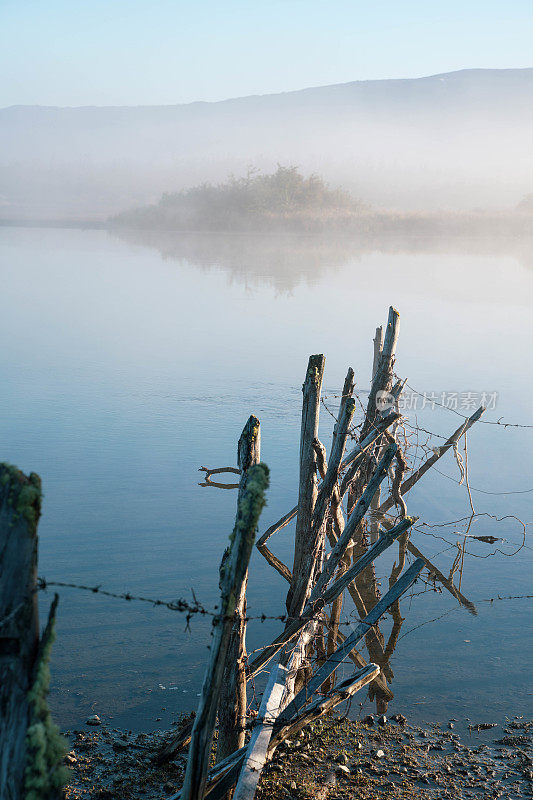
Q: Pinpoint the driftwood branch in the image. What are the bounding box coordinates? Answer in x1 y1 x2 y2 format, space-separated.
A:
376 405 486 516
256 542 293 583
256 410 400 550
278 558 425 723
247 516 414 678
272 665 380 744
254 530 393 702
310 398 356 546
314 443 397 596
199 466 241 488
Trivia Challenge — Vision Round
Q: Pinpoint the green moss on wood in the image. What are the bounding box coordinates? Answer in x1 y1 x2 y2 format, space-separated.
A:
0 463 42 527
220 463 270 596
345 397 356 415
24 610 69 800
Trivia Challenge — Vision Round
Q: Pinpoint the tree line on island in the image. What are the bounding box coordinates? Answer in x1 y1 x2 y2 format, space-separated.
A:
110 165 533 236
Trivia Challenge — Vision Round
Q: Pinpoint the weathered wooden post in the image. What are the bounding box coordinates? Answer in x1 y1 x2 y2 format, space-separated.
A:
0 463 67 800
181 462 269 800
369 325 384 545
286 354 325 618
217 416 261 763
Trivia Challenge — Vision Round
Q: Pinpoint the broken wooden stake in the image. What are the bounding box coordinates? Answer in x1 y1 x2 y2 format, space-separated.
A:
181 462 269 800
217 416 261 763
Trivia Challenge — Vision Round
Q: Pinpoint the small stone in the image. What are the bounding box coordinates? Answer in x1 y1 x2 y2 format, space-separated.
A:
378 714 387 726
392 714 407 725
448 722 455 729
337 764 351 775
375 749 385 759
323 772 337 787
86 715 101 726
335 753 348 765
64 754 77 765
163 782 175 794
112 741 128 752
362 715 375 726
290 780 297 790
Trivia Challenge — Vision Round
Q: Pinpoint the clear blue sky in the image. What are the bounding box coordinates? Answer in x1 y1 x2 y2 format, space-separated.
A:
1 0 532 107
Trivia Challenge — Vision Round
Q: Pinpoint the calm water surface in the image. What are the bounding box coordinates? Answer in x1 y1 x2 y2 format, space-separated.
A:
0 226 531 730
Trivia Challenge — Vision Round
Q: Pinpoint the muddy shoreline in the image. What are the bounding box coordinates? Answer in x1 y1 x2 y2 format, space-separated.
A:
64 712 532 799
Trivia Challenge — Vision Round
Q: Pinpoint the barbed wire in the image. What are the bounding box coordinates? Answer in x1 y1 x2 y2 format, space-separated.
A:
35 577 372 628
324 383 533 430
402 381 533 429
397 592 533 643
34 576 533 629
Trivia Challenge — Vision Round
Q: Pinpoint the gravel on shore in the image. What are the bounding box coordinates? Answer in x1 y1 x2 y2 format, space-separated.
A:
63 714 532 800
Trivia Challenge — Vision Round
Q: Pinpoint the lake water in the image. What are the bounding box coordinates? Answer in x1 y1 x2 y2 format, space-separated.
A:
0 225 532 731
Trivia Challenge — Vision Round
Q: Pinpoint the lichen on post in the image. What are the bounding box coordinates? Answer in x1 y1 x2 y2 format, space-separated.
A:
181 462 270 800
217 416 261 764
0 463 67 800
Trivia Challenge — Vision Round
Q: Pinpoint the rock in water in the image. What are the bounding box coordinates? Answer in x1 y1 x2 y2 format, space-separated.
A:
86 715 101 726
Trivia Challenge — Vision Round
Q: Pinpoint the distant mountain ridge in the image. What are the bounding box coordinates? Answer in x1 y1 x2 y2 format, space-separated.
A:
1 68 533 220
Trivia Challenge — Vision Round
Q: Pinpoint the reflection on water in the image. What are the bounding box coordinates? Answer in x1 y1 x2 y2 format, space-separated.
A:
0 226 532 729
113 227 533 293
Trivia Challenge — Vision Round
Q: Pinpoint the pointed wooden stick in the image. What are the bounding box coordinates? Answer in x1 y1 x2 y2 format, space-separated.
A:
360 306 400 441
331 367 355 451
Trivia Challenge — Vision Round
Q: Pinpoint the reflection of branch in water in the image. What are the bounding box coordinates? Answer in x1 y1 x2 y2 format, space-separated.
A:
198 465 240 490
199 479 240 489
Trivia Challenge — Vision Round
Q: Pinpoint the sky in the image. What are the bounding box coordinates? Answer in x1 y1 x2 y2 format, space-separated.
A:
1 0 532 108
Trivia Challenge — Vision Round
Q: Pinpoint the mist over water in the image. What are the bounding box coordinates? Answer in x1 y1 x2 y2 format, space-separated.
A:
1 225 531 729
2 68 533 220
